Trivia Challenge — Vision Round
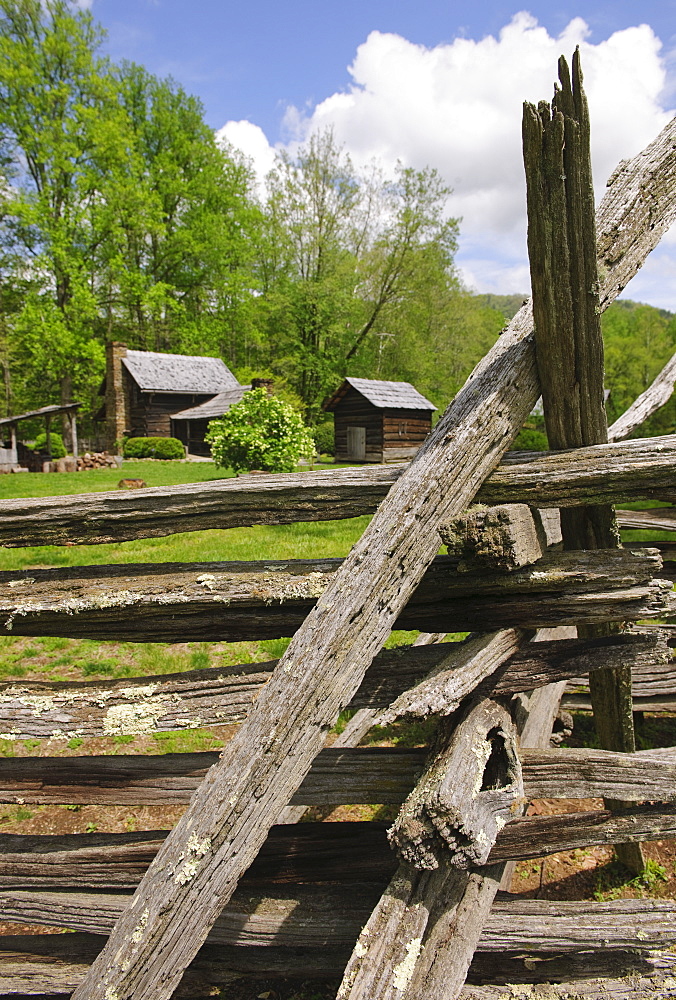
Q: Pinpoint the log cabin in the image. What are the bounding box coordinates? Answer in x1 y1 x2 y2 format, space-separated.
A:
101 342 243 453
323 377 436 463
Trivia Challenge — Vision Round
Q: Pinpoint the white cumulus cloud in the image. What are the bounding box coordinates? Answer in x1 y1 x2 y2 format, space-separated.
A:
216 120 278 192
220 12 675 305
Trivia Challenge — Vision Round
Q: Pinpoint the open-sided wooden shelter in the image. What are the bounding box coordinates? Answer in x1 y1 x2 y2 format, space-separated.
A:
323 377 436 463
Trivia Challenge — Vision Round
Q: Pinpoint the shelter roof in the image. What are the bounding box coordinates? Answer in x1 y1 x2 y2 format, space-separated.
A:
171 387 251 421
122 350 239 395
323 377 436 412
0 403 82 428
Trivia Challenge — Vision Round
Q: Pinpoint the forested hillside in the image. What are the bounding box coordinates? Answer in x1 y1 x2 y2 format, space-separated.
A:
0 0 673 437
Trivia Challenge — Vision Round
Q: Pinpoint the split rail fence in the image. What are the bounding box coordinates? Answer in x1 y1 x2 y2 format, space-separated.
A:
2 53 676 1000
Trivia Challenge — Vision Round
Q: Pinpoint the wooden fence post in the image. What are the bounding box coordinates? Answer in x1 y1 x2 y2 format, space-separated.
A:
522 49 645 871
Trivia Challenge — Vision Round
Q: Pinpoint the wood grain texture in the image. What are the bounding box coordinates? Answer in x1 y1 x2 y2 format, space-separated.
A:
617 508 676 532
0 803 674 890
460 975 676 999
485 434 676 507
2 936 675 998
0 434 675 551
1 742 674 807
4 887 675 954
0 630 665 742
71 113 676 1000
1 548 669 642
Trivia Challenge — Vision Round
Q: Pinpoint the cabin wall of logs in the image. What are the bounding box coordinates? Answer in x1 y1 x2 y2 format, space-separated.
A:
2 55 676 1000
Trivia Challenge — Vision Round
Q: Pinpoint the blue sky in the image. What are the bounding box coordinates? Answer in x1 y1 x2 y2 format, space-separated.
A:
89 1 676 309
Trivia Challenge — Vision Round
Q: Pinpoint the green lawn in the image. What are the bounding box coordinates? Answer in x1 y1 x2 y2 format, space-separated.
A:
0 457 230 500
0 458 380 683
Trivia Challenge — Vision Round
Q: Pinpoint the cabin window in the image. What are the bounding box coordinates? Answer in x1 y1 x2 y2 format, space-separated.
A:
398 421 408 436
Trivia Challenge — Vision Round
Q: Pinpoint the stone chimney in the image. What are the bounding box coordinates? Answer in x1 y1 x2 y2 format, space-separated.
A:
251 377 274 395
106 342 129 453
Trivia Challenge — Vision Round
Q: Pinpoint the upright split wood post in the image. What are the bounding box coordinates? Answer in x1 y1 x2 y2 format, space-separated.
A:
44 414 52 461
522 49 644 870
70 411 78 463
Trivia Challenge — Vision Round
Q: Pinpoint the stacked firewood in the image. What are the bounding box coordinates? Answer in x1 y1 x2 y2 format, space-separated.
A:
77 451 120 470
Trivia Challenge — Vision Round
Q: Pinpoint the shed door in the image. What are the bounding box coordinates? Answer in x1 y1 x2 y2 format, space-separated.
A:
347 425 366 461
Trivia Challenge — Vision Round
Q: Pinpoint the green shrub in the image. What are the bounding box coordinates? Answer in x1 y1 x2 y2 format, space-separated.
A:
30 431 67 457
313 419 335 456
511 428 549 451
206 388 315 474
123 436 185 460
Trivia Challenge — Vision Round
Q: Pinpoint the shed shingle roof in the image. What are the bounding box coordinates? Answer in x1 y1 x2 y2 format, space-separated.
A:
324 377 436 412
122 350 239 394
170 387 251 421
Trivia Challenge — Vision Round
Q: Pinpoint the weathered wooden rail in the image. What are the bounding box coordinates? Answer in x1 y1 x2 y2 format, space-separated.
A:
1 547 671 641
2 57 676 1000
1 433 675 547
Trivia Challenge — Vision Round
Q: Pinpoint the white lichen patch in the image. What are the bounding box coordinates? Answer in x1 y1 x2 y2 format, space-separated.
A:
4 589 142 631
6 693 61 715
174 716 202 728
392 936 422 991
119 683 158 700
196 573 218 590
174 834 212 885
260 571 328 604
470 736 493 796
131 907 149 943
103 699 170 736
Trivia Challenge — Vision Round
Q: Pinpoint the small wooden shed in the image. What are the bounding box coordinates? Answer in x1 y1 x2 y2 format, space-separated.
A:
323 377 436 463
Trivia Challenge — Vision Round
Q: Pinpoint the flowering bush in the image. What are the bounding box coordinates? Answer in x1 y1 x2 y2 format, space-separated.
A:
206 388 315 474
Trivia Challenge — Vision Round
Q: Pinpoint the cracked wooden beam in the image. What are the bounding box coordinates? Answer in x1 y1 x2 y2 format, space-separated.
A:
389 699 523 870
0 548 670 642
0 629 667 742
2 435 676 548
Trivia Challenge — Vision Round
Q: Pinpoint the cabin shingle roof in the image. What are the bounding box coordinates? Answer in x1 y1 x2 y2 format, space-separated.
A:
171 387 251 421
324 377 436 412
122 350 239 394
